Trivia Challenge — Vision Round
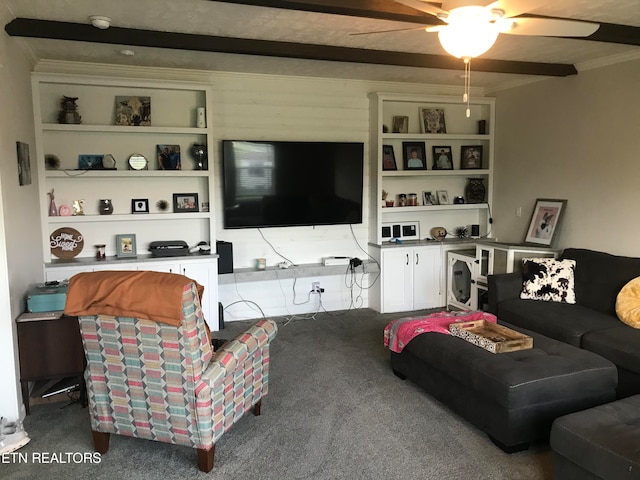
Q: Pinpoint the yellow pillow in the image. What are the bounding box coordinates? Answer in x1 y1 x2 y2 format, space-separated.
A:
616 276 640 328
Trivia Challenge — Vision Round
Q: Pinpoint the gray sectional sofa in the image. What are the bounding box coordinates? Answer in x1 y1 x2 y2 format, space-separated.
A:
488 248 640 399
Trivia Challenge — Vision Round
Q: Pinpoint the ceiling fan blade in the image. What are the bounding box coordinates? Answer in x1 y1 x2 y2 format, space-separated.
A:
486 0 547 18
425 25 446 33
394 0 448 17
350 26 428 36
505 17 599 37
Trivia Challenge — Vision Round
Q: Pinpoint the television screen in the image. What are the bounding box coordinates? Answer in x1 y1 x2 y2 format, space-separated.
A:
222 140 364 228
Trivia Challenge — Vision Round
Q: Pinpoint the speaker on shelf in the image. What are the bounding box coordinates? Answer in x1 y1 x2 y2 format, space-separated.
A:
471 224 480 238
216 240 234 274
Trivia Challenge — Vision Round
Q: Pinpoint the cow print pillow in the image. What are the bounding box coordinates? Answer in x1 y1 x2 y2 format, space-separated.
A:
520 258 576 303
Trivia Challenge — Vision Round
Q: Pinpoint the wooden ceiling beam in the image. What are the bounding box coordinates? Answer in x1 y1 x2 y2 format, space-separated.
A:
5 18 577 77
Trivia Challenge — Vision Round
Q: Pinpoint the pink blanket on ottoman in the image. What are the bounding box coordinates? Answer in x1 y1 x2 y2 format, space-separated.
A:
384 310 497 353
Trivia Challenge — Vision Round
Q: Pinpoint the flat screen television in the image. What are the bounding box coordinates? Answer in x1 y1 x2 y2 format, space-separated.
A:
222 140 364 229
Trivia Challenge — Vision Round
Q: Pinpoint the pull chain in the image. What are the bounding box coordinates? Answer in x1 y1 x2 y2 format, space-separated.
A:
463 58 471 118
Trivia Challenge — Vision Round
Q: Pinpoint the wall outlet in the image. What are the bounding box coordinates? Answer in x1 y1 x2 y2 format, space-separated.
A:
311 281 321 293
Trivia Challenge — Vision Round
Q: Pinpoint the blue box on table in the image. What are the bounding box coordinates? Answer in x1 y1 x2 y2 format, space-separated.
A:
26 283 68 312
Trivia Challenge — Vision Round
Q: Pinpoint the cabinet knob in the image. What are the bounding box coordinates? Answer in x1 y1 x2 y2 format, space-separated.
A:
415 253 419 265
406 254 409 265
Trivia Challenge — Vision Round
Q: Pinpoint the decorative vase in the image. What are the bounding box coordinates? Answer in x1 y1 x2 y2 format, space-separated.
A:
464 178 486 204
190 144 207 170
99 199 113 215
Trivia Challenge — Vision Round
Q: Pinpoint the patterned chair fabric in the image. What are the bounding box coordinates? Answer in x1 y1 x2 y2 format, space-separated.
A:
77 281 277 467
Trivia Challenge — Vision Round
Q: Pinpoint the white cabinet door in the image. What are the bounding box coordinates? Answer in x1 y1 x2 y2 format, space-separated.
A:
413 247 443 309
45 266 88 282
181 261 218 331
138 262 180 274
380 248 413 313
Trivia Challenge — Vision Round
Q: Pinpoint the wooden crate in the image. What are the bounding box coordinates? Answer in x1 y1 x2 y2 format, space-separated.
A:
449 320 533 354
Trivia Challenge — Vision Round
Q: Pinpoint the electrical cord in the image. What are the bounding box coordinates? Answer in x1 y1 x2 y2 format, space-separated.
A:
257 228 296 266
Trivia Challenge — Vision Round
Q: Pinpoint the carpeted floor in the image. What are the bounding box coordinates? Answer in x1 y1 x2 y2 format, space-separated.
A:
5 308 552 479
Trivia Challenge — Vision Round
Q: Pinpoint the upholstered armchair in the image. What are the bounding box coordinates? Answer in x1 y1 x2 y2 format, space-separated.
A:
65 270 277 472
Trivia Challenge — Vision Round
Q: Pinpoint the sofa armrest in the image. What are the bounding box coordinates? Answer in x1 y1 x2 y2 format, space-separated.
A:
488 273 522 314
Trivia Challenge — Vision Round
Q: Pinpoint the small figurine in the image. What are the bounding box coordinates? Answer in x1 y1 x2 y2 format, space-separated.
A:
58 96 82 124
48 189 58 216
72 199 85 216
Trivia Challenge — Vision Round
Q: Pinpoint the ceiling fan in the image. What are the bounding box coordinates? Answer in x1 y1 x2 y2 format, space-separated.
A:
355 0 600 115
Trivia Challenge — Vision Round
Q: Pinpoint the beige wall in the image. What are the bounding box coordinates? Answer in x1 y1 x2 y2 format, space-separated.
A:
0 6 43 419
492 58 640 257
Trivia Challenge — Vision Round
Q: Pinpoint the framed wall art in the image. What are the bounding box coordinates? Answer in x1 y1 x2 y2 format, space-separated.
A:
437 190 450 205
382 145 397 171
131 198 149 214
114 96 151 126
116 234 137 258
461 145 483 169
419 107 447 134
524 199 567 247
402 142 427 170
173 193 199 213
392 116 409 133
432 146 453 170
156 144 181 170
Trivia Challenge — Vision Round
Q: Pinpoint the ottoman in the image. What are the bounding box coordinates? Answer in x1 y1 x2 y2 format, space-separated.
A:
391 322 618 452
550 394 640 480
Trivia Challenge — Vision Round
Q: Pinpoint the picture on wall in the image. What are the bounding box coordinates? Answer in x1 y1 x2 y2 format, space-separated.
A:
432 146 453 170
524 199 567 247
16 141 31 186
382 145 397 171
461 145 483 169
392 116 409 133
131 198 149 214
402 142 427 170
116 234 137 258
173 193 199 213
437 190 450 205
114 96 151 126
156 144 181 170
419 107 447 134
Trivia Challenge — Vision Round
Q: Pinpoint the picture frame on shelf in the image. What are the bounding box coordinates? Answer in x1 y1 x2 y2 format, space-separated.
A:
156 144 181 170
131 198 149 214
423 191 434 206
524 198 568 247
173 193 199 213
402 142 427 170
432 146 453 170
419 107 447 134
78 154 105 170
114 96 151 126
392 116 409 133
116 234 137 258
461 145 483 169
382 145 397 171
437 190 450 205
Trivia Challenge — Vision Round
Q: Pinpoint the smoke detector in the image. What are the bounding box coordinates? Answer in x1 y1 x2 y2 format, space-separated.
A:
88 16 111 29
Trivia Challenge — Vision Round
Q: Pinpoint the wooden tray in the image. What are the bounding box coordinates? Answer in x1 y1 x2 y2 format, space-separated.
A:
449 320 533 354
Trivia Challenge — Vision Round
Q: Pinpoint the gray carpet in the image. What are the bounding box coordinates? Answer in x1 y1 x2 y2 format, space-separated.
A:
6 308 552 479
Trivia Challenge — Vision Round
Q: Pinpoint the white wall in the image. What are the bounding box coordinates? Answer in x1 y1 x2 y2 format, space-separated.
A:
0 6 42 420
492 58 640 257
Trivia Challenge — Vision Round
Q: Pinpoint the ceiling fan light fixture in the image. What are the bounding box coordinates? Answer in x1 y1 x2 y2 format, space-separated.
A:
437 23 499 59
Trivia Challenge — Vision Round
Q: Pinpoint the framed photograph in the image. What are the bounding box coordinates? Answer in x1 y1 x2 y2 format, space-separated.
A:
461 145 483 169
437 190 450 205
116 234 137 258
16 141 31 186
392 116 409 133
423 191 434 206
432 146 453 170
156 144 181 170
524 199 568 247
419 107 447 134
78 154 105 170
114 96 151 126
131 198 149 214
382 145 397 171
173 193 199 213
402 142 427 170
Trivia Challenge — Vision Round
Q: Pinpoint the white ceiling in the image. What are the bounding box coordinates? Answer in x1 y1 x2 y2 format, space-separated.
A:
3 0 640 92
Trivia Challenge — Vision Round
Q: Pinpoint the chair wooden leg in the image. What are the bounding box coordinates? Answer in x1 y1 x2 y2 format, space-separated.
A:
92 430 110 454
254 399 262 416
197 445 215 473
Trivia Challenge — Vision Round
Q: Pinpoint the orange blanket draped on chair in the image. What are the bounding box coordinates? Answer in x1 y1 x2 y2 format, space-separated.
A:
64 270 204 327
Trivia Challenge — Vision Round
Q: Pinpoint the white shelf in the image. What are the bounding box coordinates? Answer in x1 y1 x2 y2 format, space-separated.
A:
47 212 211 223
382 133 490 141
382 204 489 213
46 169 210 178
42 123 206 135
382 169 489 177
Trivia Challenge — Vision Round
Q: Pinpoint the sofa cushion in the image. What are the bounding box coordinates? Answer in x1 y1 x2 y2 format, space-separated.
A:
616 276 640 328
582 326 640 373
520 258 576 303
550 395 640 480
496 298 620 347
561 248 640 315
